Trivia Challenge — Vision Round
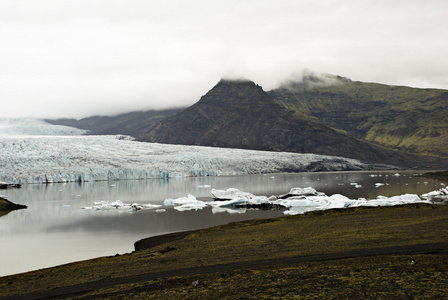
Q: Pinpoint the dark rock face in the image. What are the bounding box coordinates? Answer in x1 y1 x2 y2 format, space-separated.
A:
139 79 433 167
0 183 22 189
0 196 27 211
46 108 184 136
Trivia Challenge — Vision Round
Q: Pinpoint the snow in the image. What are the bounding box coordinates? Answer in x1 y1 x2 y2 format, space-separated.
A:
0 118 87 136
83 186 439 215
0 119 377 184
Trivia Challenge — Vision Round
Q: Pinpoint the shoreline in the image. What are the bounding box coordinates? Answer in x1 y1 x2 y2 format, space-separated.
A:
1 203 448 298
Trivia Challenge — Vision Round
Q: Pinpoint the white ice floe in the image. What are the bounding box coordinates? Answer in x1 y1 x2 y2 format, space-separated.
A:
164 194 208 211
212 188 265 201
281 193 424 215
83 185 442 215
421 187 448 202
82 200 161 212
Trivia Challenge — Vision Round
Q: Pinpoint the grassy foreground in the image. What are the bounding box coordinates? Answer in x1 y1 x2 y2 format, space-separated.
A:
1 203 448 299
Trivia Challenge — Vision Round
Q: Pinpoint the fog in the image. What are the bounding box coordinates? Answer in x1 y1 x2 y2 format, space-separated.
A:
1 0 447 119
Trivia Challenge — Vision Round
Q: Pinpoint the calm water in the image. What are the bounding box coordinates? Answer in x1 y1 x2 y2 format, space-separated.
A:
0 170 446 276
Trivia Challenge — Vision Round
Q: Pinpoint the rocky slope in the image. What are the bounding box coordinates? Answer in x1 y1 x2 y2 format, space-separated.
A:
139 79 436 167
46 108 183 136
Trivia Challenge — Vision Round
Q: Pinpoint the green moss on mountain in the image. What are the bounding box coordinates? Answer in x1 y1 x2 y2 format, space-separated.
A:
270 75 448 158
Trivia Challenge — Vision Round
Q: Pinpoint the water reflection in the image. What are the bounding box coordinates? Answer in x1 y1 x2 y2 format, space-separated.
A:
0 170 446 276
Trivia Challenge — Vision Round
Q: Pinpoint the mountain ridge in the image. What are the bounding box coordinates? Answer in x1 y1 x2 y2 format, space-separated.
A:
139 79 437 168
46 75 448 168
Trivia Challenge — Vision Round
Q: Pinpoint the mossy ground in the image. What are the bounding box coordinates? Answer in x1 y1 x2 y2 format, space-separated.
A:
72 254 448 299
1 203 447 299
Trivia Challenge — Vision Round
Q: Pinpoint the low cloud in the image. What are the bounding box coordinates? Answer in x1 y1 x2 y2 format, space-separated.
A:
278 70 346 92
1 0 447 119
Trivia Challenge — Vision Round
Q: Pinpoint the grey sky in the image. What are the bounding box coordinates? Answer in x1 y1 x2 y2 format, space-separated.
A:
1 0 447 119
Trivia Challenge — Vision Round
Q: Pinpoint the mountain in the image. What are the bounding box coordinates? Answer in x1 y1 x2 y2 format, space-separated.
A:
46 108 183 136
269 74 448 158
46 76 447 168
139 79 433 167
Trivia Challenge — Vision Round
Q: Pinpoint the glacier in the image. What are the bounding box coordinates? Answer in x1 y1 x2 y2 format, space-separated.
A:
0 119 390 185
0 118 87 136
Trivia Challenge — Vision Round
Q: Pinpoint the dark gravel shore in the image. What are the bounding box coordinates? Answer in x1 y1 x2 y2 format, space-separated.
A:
1 203 447 299
4 242 448 300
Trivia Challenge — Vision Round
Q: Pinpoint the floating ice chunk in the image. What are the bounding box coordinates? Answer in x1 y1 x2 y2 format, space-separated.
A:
278 187 323 199
288 187 322 196
209 197 269 208
351 194 422 207
174 202 207 211
284 206 319 215
211 206 246 214
110 200 124 208
164 194 207 211
142 204 162 209
163 194 200 206
283 192 425 215
155 209 166 213
289 199 320 207
421 187 448 202
271 198 293 208
393 173 401 177
211 188 257 200
83 200 161 211
375 183 385 188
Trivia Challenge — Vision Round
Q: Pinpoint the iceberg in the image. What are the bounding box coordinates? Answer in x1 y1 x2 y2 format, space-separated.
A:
164 194 208 211
421 187 448 203
83 185 439 215
82 200 161 211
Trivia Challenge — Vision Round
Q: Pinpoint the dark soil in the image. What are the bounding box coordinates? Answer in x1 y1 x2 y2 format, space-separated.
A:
1 203 447 299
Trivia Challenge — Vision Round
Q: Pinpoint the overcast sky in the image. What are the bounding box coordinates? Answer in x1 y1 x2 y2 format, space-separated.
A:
1 0 447 119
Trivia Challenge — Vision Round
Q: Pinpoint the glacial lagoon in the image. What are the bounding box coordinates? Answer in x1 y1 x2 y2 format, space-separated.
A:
0 170 446 276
